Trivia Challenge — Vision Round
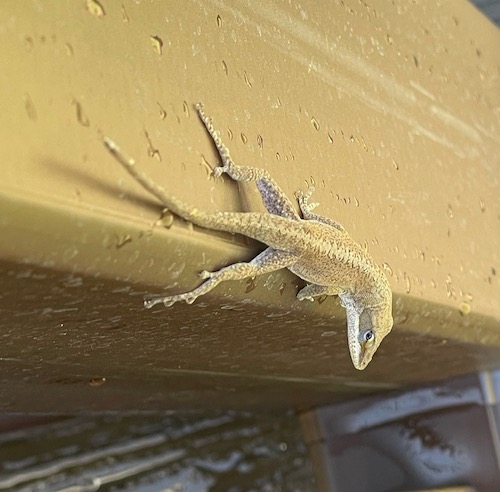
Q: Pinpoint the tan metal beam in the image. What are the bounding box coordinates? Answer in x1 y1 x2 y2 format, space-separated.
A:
0 0 499 411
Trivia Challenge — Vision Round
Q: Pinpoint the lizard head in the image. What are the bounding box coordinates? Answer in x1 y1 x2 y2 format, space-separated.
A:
347 301 393 370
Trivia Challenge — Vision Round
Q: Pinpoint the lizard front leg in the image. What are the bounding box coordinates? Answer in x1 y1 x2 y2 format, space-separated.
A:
145 248 298 308
295 187 346 232
296 283 342 301
196 103 299 220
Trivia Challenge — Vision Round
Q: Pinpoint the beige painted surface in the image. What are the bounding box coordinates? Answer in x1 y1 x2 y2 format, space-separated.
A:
0 0 499 410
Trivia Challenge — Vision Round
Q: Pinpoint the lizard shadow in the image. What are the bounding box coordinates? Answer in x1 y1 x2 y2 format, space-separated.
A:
41 156 264 250
42 156 191 214
42 156 257 215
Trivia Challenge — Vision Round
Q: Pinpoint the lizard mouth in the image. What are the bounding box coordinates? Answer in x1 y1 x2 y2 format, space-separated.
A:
349 342 365 370
350 342 373 370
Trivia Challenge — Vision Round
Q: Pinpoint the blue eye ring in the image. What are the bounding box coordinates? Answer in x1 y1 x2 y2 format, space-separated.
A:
359 329 375 344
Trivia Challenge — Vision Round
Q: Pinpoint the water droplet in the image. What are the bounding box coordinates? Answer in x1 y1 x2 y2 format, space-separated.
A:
382 262 393 276
157 102 167 120
445 274 454 298
24 94 37 122
216 14 223 27
386 34 393 45
459 302 471 315
64 42 74 56
150 35 163 55
354 197 359 207
24 36 34 52
404 272 411 293
321 331 336 337
115 234 132 249
159 209 174 228
413 55 419 68
392 159 399 170
183 100 190 117
243 71 253 88
447 204 454 219
240 133 248 144
328 132 334 143
222 60 228 75
86 0 105 17
121 4 129 22
72 99 90 127
89 377 106 387
144 130 161 161
311 117 320 131
360 136 368 152
257 134 264 149
200 155 213 179
479 199 485 212
275 152 281 161
245 277 257 293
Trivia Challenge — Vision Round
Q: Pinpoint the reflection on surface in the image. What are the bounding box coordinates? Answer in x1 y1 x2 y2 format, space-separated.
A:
0 411 314 491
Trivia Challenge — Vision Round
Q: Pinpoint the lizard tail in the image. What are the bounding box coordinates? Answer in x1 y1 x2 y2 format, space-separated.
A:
103 137 303 248
104 137 198 219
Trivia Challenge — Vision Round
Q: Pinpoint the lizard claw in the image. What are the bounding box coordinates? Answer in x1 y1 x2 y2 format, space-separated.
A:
297 293 314 302
296 187 319 213
213 166 229 178
144 296 175 309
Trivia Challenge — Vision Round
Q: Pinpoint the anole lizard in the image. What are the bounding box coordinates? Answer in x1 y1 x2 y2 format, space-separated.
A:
104 103 393 370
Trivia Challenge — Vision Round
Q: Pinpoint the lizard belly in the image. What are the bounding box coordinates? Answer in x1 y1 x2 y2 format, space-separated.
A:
288 259 354 289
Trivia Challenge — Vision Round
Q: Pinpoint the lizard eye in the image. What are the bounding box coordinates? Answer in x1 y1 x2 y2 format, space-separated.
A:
359 329 375 345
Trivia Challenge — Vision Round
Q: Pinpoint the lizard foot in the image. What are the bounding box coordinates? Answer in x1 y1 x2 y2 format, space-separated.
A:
296 292 315 302
213 165 230 178
295 187 319 214
144 293 198 309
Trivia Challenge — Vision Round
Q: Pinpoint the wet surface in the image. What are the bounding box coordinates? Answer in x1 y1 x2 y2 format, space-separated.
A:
1 244 500 413
0 0 499 413
0 412 314 491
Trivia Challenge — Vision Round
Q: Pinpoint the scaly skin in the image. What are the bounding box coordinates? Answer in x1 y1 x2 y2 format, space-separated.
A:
104 103 393 370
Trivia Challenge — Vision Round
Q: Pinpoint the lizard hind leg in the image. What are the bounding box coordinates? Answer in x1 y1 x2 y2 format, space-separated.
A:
145 247 298 309
196 103 299 220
